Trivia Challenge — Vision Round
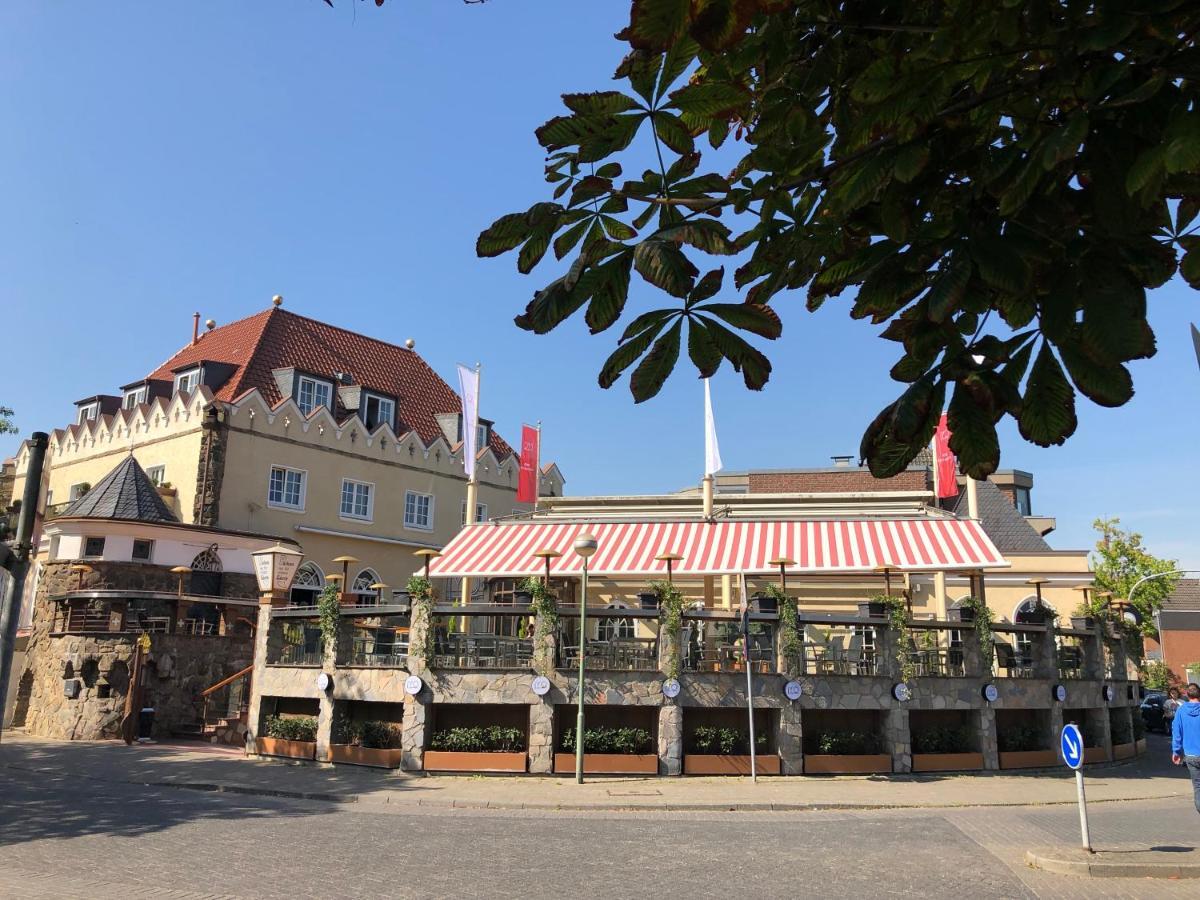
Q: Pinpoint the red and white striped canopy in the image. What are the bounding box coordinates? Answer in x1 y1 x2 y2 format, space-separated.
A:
424 518 1007 578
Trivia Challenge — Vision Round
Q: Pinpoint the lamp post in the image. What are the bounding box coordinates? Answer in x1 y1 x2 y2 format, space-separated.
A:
170 566 191 634
874 564 896 597
250 543 304 603
333 555 359 603
572 532 597 784
768 557 795 594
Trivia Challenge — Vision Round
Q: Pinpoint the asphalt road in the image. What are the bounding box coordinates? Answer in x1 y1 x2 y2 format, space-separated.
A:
1 765 1197 899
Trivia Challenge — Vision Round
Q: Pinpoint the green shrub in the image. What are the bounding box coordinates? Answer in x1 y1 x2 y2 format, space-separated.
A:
339 717 401 749
814 730 881 755
1109 713 1133 745
911 725 974 755
997 724 1045 752
690 725 768 755
429 725 526 753
559 726 654 754
264 715 317 742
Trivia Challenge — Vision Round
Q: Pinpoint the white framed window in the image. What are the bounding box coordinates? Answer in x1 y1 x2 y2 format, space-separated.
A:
131 539 154 562
123 386 147 410
296 376 332 416
460 501 487 525
476 423 488 448
83 536 105 558
363 393 395 432
145 465 166 486
174 368 200 396
404 491 434 530
69 483 90 501
267 465 306 511
77 403 99 425
597 605 635 641
340 479 374 521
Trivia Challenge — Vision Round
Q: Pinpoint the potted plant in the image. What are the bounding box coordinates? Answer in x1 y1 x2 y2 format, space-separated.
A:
754 592 778 614
683 725 779 775
948 605 975 624
803 730 891 774
554 725 658 774
638 590 659 611
997 724 1056 769
911 724 983 772
514 588 533 605
329 718 403 768
857 594 888 617
1069 603 1096 631
256 714 318 760
424 725 527 772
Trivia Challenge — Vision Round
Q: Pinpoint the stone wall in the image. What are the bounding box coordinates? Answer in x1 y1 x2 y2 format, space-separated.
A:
193 405 228 526
38 558 258 601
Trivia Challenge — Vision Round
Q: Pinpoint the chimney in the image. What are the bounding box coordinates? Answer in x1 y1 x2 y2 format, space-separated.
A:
192 312 200 345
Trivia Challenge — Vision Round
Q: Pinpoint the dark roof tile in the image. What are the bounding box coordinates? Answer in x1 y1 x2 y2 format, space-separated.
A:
61 456 179 524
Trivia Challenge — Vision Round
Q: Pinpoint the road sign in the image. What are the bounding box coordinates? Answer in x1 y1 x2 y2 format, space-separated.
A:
1061 723 1092 852
1060 723 1084 770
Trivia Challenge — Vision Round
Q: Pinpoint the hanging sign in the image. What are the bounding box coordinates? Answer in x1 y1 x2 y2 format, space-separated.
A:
1102 685 1115 703
404 675 423 696
531 675 551 696
1053 684 1068 702
317 672 333 692
662 678 681 699
892 682 912 702
784 680 803 701
982 683 999 703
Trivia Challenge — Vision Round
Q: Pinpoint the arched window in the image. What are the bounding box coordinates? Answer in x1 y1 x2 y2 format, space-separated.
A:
189 546 223 596
190 547 223 572
352 568 381 604
1013 597 1042 624
597 604 635 641
290 562 325 607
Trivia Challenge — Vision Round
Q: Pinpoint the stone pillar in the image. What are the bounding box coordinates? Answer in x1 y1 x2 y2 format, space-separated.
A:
529 700 555 774
877 622 902 680
1106 630 1129 683
1094 703 1113 762
1082 630 1104 680
778 701 803 775
885 708 911 774
401 691 428 771
658 704 682 775
316 613 337 762
1047 705 1064 757
245 597 274 750
979 706 999 770
657 614 681 677
407 596 431 676
531 606 557 678
1032 627 1058 680
961 626 985 679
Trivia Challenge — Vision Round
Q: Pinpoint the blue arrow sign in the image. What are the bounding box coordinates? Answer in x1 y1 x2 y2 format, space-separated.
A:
1060 723 1084 770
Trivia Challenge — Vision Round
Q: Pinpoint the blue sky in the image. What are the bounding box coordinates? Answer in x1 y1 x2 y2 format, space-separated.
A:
2 2 1196 569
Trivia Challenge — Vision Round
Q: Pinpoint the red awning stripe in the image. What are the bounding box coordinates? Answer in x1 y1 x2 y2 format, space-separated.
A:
425 518 1009 578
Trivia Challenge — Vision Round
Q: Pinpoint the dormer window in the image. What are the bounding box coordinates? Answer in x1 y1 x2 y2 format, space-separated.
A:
123 386 147 410
362 392 395 432
77 402 99 425
296 376 332 416
476 423 489 450
174 368 200 396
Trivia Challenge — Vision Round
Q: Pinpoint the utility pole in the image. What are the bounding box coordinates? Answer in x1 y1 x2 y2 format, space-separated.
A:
0 432 49 742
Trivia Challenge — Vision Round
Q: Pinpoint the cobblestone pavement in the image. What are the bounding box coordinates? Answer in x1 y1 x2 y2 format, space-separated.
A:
2 759 1199 899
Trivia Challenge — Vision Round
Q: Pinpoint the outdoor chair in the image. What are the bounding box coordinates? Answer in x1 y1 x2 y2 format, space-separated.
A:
995 642 1033 677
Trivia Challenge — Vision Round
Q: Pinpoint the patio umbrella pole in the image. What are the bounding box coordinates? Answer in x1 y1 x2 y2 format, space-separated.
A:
739 574 757 783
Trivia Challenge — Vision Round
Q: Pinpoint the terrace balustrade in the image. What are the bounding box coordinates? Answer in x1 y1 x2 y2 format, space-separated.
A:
50 592 240 637
904 623 967 678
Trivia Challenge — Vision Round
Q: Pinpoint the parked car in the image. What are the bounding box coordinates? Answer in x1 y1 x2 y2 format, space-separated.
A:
1140 692 1168 733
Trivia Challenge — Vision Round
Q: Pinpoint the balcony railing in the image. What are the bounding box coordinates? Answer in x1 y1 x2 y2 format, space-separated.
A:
1056 636 1084 679
347 633 410 668
905 625 966 678
992 627 1036 678
790 621 879 676
433 633 533 669
562 638 658 672
274 644 323 667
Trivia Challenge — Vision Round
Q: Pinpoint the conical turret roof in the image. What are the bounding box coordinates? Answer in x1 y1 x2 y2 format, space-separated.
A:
60 456 179 524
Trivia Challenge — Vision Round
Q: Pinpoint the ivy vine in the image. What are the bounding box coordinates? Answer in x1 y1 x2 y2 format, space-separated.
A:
407 574 436 661
879 593 917 685
522 576 559 677
769 583 801 677
317 583 341 655
959 595 995 672
651 579 684 679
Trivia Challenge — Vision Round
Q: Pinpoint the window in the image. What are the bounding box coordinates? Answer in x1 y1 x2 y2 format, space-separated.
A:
340 479 373 521
174 368 200 396
296 376 332 416
476 423 488 448
267 466 306 510
69 483 91 501
1014 486 1032 516
352 568 381 604
123 386 147 409
77 403 99 425
131 539 154 562
290 562 325 607
460 501 488 525
597 605 635 641
404 491 433 530
363 393 395 431
83 537 105 558
145 465 166 486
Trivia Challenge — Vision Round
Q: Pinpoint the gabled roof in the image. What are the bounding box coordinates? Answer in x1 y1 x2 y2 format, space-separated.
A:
61 456 179 524
143 305 515 457
947 478 1050 552
1162 579 1200 612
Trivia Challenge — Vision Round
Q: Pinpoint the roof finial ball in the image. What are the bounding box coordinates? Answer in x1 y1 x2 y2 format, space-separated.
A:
272 294 283 307
404 338 415 350
205 319 216 331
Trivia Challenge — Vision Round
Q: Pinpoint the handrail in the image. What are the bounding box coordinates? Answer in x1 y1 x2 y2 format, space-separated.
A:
51 589 259 608
200 664 254 697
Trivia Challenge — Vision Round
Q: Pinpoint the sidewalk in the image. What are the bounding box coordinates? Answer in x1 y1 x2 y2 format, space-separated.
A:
1 731 1191 813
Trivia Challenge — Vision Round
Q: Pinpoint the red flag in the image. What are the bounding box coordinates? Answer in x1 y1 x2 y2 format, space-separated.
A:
933 413 958 499
516 424 539 504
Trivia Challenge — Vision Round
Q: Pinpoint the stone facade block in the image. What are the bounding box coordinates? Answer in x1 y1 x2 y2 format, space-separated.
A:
658 704 682 775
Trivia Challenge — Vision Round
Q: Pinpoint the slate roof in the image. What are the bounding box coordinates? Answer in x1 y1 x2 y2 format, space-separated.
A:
1162 579 1200 612
143 305 515 458
61 456 179 523
947 477 1051 552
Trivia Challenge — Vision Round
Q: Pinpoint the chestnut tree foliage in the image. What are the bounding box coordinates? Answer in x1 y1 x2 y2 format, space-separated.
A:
477 0 1200 478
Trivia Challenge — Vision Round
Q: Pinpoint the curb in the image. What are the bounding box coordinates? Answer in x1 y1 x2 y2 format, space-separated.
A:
1025 849 1200 879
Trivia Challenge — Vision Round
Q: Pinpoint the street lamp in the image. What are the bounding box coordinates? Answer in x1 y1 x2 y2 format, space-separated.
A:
250 543 304 601
572 532 597 785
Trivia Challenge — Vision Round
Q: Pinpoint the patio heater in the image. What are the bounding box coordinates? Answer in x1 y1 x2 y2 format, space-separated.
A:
69 563 94 591
370 582 389 605
532 548 561 585
572 532 598 784
413 548 441 579
333 555 359 603
170 566 191 633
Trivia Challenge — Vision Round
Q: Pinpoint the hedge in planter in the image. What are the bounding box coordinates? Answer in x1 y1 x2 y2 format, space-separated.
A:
425 725 528 772
555 726 657 773
804 730 889 774
997 724 1055 768
258 715 318 760
910 725 983 772
330 718 404 767
684 726 778 775
690 725 767 756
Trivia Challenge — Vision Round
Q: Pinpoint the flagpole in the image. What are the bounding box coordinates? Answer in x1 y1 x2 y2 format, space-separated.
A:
740 573 757 783
461 362 481 614
534 420 542 510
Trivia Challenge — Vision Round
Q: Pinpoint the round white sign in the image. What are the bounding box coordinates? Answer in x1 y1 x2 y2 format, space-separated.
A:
784 680 803 702
892 682 912 702
404 675 423 696
531 675 551 696
1103 684 1115 703
982 683 999 703
316 672 333 692
662 678 681 699
1053 684 1067 702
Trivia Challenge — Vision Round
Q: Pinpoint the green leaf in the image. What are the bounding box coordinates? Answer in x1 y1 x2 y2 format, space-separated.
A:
892 144 930 184
553 218 591 260
1182 245 1200 290
517 223 555 274
1079 286 1155 362
971 235 1030 295
582 252 635 334
668 82 750 120
561 91 641 116
832 153 892 213
659 219 734 254
620 308 675 343
626 0 691 52
859 378 945 478
477 212 532 257
698 317 772 390
656 35 698 101
1125 146 1164 195
599 321 665 389
689 0 757 51
514 277 590 335
926 258 971 322
1018 342 1078 446
1058 341 1134 408
634 239 699 297
653 111 696 155
693 302 782 339
569 175 613 207
947 380 1000 478
600 215 637 241
688 267 724 303
687 317 722 377
630 320 683 401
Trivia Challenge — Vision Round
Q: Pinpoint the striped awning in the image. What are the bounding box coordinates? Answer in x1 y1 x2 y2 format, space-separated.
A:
425 518 1008 579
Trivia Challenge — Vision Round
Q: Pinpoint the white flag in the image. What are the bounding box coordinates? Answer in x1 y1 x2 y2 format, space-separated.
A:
704 378 723 476
457 364 480 480
738 572 749 616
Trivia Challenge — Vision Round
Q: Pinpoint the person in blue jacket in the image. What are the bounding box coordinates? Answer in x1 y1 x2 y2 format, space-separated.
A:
1171 682 1200 814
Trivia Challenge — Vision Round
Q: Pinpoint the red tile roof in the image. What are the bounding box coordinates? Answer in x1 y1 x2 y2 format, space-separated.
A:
145 306 514 457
